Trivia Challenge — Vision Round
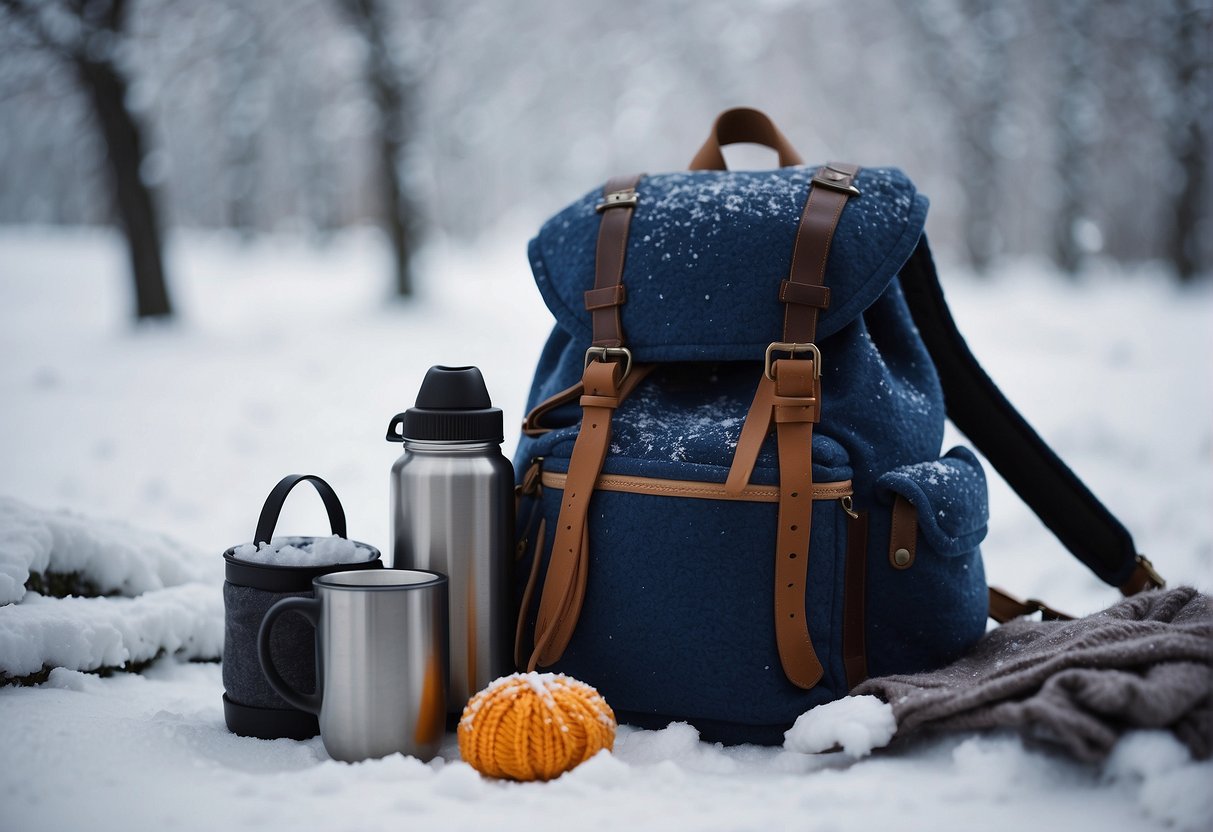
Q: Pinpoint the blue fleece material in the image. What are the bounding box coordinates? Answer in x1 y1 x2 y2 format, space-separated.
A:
514 164 989 741
876 446 990 556
530 167 928 362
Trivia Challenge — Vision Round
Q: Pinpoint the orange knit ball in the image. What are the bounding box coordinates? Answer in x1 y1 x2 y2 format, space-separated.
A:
458 672 616 781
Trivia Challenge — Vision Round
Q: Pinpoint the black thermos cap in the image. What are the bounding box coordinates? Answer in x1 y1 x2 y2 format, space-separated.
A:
386 365 504 443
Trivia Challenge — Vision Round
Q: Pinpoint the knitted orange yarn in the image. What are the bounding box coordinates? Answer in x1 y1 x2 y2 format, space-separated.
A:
458 673 616 781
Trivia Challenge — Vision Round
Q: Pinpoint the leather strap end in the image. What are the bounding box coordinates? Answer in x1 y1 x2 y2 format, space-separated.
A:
723 461 757 497
725 375 778 497
531 524 591 668
888 495 918 569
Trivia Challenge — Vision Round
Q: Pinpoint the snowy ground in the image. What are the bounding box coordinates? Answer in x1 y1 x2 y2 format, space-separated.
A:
0 226 1210 831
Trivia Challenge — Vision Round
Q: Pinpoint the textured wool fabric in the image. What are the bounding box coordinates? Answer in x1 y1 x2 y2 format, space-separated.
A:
515 166 991 741
854 588 1213 762
222 582 317 710
458 673 616 781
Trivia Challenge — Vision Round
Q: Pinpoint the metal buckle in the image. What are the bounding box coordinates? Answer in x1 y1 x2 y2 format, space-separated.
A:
812 166 861 197
584 346 633 379
595 190 639 212
764 342 822 381
1136 555 1166 589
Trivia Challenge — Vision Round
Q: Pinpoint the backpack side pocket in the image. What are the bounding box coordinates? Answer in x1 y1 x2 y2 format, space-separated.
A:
866 446 990 677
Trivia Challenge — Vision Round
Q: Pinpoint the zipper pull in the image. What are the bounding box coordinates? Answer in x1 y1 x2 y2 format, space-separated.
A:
840 495 859 519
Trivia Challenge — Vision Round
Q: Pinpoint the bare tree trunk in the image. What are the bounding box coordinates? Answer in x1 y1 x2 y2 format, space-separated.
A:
1051 0 1092 277
339 0 418 297
901 0 1015 274
1170 0 1209 282
76 56 172 318
0 0 172 319
219 9 263 238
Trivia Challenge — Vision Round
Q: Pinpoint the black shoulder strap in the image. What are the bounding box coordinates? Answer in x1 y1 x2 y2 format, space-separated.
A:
898 237 1163 595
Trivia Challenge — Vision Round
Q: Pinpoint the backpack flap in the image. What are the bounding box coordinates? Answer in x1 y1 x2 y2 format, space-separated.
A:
528 167 929 362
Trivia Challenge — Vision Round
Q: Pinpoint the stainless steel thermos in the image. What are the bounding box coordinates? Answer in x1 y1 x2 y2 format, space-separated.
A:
386 365 514 712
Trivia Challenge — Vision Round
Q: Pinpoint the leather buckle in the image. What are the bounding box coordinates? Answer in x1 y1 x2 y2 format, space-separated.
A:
765 342 821 381
584 346 633 379
595 190 639 212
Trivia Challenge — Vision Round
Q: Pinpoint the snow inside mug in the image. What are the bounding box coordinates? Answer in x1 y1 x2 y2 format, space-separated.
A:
221 474 382 740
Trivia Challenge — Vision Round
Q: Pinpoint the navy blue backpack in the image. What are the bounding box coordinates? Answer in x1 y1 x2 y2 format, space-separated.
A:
512 108 1164 744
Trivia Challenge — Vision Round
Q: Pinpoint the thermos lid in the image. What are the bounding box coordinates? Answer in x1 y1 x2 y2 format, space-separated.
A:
387 365 504 443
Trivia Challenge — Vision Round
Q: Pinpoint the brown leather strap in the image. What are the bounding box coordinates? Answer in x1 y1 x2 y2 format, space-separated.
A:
522 365 656 437
771 358 825 689
843 511 869 689
988 556 1159 628
782 162 860 343
724 374 778 496
522 381 583 436
988 586 1073 624
514 517 546 670
590 174 643 348
988 553 1159 630
529 360 623 669
688 108 805 171
888 495 917 570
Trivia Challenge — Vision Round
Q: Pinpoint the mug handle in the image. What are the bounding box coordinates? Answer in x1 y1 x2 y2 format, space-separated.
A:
258 596 323 715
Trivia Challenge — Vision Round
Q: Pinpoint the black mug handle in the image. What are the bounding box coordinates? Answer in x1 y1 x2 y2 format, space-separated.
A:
254 474 347 545
257 596 323 715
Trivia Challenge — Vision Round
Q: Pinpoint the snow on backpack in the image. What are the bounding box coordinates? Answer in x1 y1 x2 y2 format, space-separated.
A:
512 108 1165 744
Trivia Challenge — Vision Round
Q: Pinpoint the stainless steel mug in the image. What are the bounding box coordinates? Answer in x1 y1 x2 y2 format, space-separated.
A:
257 569 448 763
386 366 514 713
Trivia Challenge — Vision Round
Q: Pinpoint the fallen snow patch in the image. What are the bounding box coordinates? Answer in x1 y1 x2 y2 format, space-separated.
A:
0 583 222 678
0 496 222 679
0 495 212 605
784 695 897 759
1104 731 1213 832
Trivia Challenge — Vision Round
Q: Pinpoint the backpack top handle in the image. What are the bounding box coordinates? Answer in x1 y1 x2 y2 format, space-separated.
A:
688 107 805 171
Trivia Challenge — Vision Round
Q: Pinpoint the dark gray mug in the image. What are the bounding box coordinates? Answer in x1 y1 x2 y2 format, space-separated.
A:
258 569 449 763
222 474 382 741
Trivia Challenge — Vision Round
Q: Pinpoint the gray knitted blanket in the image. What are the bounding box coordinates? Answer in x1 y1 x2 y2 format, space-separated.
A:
854 587 1213 762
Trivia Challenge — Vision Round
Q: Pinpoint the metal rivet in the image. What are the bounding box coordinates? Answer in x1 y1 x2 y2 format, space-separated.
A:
893 548 911 567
